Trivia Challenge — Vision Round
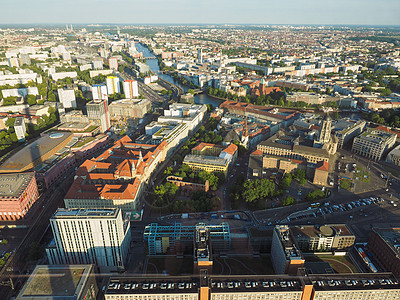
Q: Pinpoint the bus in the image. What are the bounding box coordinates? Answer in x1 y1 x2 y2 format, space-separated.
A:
310 202 321 208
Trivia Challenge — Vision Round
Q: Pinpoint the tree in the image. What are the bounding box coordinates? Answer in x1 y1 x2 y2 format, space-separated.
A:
305 189 325 202
282 196 295 206
26 94 37 105
5 118 15 128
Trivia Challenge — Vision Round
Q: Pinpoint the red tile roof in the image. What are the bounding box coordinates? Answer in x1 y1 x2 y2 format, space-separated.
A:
316 160 329 172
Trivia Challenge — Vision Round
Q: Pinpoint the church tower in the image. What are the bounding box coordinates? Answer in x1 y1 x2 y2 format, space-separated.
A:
319 113 332 143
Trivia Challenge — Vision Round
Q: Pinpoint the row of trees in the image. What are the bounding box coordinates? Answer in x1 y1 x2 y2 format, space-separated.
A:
362 108 400 128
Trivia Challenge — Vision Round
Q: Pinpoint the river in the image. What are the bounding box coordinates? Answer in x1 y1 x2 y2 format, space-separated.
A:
135 43 223 108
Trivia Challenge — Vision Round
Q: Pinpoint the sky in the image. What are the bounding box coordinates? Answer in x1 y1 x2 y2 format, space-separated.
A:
2 0 400 25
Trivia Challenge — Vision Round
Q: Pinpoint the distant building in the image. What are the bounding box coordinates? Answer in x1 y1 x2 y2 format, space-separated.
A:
197 48 203 64
369 228 400 280
123 80 139 99
334 120 366 148
87 99 110 132
57 88 77 108
19 53 31 66
106 76 121 95
352 129 397 161
8 57 19 68
0 173 39 221
15 264 98 300
108 57 118 70
271 225 305 275
286 92 322 105
14 116 26 141
92 59 103 70
92 84 108 101
47 208 131 272
109 98 151 120
386 144 400 167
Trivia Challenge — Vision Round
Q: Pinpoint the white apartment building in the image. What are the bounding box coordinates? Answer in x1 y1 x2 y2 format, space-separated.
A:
14 117 26 141
334 120 366 148
57 88 77 108
46 208 131 272
123 80 139 99
109 57 118 70
92 84 108 101
158 103 207 132
106 76 121 95
352 129 397 161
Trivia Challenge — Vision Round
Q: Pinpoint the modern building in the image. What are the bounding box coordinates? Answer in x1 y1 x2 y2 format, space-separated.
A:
334 120 366 148
46 208 131 272
0 131 74 173
104 273 400 300
106 76 121 95
92 84 108 101
108 57 118 70
14 116 26 141
0 172 39 221
123 79 139 99
369 228 400 279
271 225 305 275
183 143 238 175
87 99 110 132
109 98 151 120
352 129 397 161
64 136 167 212
291 224 355 252
197 48 203 64
386 144 400 167
146 122 189 155
58 88 77 109
15 264 98 300
158 103 207 132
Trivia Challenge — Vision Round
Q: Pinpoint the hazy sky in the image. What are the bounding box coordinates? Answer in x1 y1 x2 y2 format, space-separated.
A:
3 0 400 25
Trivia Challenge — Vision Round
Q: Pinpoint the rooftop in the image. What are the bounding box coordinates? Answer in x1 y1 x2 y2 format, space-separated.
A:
291 224 353 239
16 264 93 299
184 154 229 167
0 172 35 198
373 228 400 257
53 208 119 219
0 132 73 173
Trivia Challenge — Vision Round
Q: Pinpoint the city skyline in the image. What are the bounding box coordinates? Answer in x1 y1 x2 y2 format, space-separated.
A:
1 0 400 25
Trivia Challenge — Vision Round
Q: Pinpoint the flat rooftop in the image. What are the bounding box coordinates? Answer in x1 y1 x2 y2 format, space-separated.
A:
53 208 119 219
0 172 34 198
374 228 400 257
16 264 93 299
0 131 73 173
291 224 353 239
184 154 228 167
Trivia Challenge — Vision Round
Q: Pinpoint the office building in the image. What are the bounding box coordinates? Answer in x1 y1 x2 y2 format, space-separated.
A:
369 228 400 279
109 98 151 120
58 88 77 108
104 273 400 300
386 144 400 167
15 264 97 300
197 48 203 64
64 136 167 212
271 225 305 275
108 57 118 70
87 99 110 132
123 79 139 99
14 116 26 141
92 84 108 101
158 103 207 131
0 173 39 221
46 208 131 272
106 76 121 95
352 129 397 161
291 224 355 252
334 120 366 148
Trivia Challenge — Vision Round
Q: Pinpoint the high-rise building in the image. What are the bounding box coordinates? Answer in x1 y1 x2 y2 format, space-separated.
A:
106 76 121 95
108 57 118 70
46 208 131 272
19 53 31 66
14 116 26 141
123 80 139 99
352 129 397 161
197 48 203 64
92 84 108 101
87 99 110 132
8 57 19 68
58 88 77 108
318 114 332 143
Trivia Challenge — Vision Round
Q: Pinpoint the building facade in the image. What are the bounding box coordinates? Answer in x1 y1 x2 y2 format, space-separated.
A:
58 88 77 109
0 173 39 221
334 120 366 149
352 129 397 161
108 57 118 70
46 208 131 272
106 76 121 95
109 98 151 120
87 99 110 132
14 116 26 141
123 80 139 99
